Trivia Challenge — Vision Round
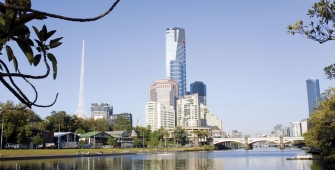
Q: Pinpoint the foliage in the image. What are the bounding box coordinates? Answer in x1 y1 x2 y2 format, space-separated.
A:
74 128 85 135
202 144 214 150
112 117 132 133
287 0 335 80
107 137 116 147
31 133 42 148
79 140 86 145
0 100 41 143
44 111 112 133
138 126 151 141
133 137 139 148
148 131 160 147
173 126 187 146
303 88 335 154
0 0 121 108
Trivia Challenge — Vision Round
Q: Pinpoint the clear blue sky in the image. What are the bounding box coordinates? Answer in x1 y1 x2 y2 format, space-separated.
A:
1 0 334 137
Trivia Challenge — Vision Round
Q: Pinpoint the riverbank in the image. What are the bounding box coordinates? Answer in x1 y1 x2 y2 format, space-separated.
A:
0 147 206 161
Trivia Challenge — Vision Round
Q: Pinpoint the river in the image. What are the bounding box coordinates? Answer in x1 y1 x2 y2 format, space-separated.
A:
0 147 324 170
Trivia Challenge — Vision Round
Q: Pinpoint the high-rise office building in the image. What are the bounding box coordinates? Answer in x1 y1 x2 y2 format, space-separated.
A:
149 79 179 109
274 124 283 137
146 79 178 129
91 103 113 121
306 78 320 116
145 102 175 131
166 27 186 98
110 113 133 126
290 122 301 137
176 94 200 127
300 118 309 135
190 81 207 105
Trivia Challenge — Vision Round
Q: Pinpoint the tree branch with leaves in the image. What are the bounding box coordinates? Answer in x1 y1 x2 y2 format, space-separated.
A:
287 0 335 79
0 0 121 108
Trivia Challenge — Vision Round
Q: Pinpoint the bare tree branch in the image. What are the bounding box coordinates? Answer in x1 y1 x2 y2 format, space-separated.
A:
0 0 121 22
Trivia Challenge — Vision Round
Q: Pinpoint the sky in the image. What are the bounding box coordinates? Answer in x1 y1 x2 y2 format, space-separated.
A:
1 0 335 137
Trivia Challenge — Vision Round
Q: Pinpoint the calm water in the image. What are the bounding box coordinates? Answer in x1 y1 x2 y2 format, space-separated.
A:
0 148 324 170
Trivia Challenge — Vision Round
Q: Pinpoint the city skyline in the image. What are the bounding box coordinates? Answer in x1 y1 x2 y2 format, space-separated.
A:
1 0 334 136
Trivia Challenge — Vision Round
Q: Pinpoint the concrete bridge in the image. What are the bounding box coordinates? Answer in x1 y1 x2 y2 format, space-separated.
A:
213 136 304 150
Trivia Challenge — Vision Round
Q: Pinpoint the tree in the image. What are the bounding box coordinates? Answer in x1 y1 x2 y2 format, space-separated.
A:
31 133 43 149
287 0 335 79
0 0 121 108
112 117 132 133
133 137 139 148
303 88 335 154
74 128 85 135
148 130 160 147
107 137 116 147
0 100 42 143
173 126 187 146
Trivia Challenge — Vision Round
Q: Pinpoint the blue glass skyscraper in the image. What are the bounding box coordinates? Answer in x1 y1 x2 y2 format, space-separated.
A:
166 27 186 98
306 78 320 116
190 81 207 105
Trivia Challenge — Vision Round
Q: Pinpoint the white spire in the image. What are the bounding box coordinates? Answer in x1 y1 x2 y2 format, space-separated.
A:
75 40 88 119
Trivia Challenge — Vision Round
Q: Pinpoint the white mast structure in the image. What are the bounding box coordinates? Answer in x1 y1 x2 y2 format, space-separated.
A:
75 40 88 119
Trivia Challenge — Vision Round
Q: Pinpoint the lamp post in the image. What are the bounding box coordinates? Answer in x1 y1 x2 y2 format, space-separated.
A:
94 127 95 148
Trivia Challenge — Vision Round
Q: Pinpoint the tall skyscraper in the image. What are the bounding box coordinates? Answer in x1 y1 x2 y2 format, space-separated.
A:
190 81 207 105
166 27 186 98
306 78 320 116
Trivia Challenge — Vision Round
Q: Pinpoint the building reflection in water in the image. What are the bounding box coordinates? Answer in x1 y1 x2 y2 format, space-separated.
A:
0 149 324 170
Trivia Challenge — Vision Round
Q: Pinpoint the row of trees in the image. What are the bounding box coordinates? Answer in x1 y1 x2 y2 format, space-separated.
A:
132 126 211 148
0 100 211 147
0 100 132 144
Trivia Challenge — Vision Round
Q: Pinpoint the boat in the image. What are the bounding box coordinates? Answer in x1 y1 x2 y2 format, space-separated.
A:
286 154 318 160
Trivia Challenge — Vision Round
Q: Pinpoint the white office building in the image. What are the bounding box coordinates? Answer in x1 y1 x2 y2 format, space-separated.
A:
176 94 200 127
300 118 309 135
290 122 301 137
146 79 178 130
145 102 175 131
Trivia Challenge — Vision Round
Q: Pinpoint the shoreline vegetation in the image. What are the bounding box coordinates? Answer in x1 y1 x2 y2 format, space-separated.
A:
0 147 206 160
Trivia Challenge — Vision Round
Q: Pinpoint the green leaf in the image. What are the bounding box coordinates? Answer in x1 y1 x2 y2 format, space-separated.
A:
27 39 34 46
34 39 42 47
0 15 5 32
4 9 16 33
41 25 47 41
5 45 14 62
49 37 63 48
12 13 41 31
33 54 41 66
13 56 18 71
16 39 34 65
47 53 57 64
32 26 41 41
52 62 57 80
45 30 56 41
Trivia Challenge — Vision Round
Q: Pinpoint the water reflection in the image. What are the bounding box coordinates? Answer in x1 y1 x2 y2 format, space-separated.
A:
0 148 324 170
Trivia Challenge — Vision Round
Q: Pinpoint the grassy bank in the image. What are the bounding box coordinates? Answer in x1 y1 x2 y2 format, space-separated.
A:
0 147 205 157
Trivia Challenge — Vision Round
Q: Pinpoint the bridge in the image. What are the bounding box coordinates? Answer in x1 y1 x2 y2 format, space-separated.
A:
213 136 304 150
